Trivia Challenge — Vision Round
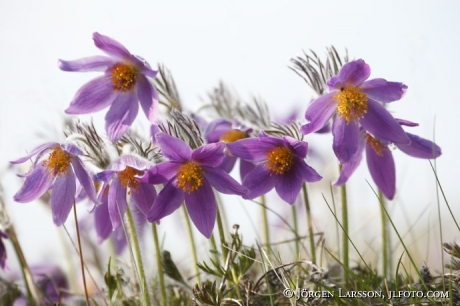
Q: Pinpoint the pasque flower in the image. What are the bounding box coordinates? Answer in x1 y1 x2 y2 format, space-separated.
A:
300 59 410 164
140 133 248 238
96 155 155 231
334 120 442 199
227 131 322 204
12 142 97 226
204 118 255 180
58 32 158 141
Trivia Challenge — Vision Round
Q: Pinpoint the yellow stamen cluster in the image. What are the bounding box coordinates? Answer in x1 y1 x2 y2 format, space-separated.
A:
177 162 204 193
365 133 387 156
266 146 294 175
111 63 138 92
219 130 249 143
118 166 142 193
334 86 368 123
42 147 72 177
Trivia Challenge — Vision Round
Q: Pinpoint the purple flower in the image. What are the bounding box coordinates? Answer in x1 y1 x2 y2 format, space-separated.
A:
96 155 155 231
58 32 158 141
0 230 8 271
204 118 255 180
12 142 97 226
227 131 322 204
140 133 248 238
334 122 442 199
300 59 410 164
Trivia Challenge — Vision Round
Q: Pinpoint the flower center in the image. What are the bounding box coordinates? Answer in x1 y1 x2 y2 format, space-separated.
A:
177 162 204 193
266 146 293 175
118 166 142 192
111 63 138 92
365 133 387 156
219 130 249 143
42 147 72 177
334 86 368 123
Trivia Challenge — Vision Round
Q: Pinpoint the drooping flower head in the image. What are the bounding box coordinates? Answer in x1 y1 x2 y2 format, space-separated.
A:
96 155 155 231
227 131 322 204
58 32 159 141
140 133 248 238
12 142 97 226
204 118 255 180
301 59 410 164
335 120 442 199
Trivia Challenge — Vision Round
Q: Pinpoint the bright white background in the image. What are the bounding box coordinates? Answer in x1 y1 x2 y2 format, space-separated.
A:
0 0 459 277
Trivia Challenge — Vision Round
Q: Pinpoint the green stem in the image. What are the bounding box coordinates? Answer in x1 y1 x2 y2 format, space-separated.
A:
209 234 220 264
291 205 300 259
378 190 389 279
216 206 228 262
73 202 90 306
126 207 151 306
340 164 349 284
302 183 316 263
260 195 270 251
182 205 201 283
152 224 167 306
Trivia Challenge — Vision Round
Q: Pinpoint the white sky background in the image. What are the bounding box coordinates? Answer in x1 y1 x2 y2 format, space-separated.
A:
0 0 459 275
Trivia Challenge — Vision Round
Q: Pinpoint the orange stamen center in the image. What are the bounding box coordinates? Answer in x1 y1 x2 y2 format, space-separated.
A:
365 133 387 156
266 146 293 175
111 63 138 92
177 162 204 193
334 86 368 123
42 147 72 177
118 166 142 193
219 130 249 143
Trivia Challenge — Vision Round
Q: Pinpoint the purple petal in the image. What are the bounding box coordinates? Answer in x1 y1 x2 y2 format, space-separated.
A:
226 138 273 162
274 170 303 204
111 155 152 172
130 183 157 216
71 158 98 204
327 59 370 88
93 32 132 60
108 178 128 229
396 133 441 159
300 92 336 135
58 56 116 72
258 131 286 147
242 165 280 200
97 170 116 183
184 181 216 238
334 137 365 186
366 144 395 200
139 162 182 184
147 179 184 222
136 75 158 123
192 142 225 166
65 76 118 114
202 166 248 195
141 66 159 79
395 118 419 127
61 142 82 156
205 119 231 143
156 133 192 162
95 188 112 243
293 157 322 183
360 78 407 103
105 93 139 141
10 142 57 164
332 117 360 164
218 154 237 173
50 169 76 226
284 137 308 158
13 166 54 203
360 99 410 144
240 159 255 181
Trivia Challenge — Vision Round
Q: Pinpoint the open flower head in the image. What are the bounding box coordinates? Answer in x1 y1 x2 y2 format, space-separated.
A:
334 121 442 200
58 32 159 141
96 155 155 231
227 131 322 204
140 133 248 238
12 142 97 226
300 59 410 164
